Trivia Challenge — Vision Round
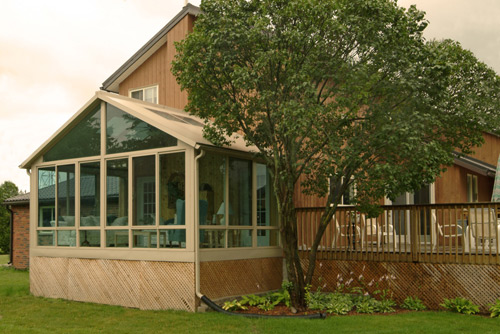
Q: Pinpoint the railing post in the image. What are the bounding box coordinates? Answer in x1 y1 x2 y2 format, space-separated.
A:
411 208 419 262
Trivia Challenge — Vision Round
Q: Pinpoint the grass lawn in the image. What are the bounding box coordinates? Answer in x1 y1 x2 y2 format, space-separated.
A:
0 254 8 265
0 268 499 334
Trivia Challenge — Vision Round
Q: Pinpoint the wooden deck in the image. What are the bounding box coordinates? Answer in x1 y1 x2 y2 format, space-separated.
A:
297 203 500 265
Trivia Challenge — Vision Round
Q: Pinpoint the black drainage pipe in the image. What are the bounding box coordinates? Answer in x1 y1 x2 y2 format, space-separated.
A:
200 295 326 319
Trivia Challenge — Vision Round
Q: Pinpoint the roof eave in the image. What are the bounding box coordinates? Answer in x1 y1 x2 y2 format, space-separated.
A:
453 152 497 177
100 3 200 93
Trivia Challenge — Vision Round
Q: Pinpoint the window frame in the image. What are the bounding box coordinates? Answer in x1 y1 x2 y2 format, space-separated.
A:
129 85 159 104
198 154 280 250
467 173 479 203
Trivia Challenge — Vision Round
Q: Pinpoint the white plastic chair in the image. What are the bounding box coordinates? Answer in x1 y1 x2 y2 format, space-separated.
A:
464 208 500 253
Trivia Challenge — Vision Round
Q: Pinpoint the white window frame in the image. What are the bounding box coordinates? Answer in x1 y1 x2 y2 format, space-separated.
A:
467 173 479 203
129 85 159 104
329 176 356 207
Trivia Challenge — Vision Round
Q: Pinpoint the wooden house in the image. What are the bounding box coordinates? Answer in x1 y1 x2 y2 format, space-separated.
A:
18 3 500 312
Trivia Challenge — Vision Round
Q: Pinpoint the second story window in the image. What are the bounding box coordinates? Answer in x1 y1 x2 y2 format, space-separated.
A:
130 85 158 104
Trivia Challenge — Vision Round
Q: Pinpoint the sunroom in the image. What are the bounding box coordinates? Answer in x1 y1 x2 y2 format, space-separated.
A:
22 91 283 312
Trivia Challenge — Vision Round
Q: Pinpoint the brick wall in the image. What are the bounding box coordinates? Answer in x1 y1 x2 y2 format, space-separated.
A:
11 204 30 269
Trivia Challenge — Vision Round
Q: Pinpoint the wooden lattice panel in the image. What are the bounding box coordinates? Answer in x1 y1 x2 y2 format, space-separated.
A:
30 257 196 311
139 261 195 311
303 259 500 311
30 257 69 299
68 258 142 308
200 257 283 299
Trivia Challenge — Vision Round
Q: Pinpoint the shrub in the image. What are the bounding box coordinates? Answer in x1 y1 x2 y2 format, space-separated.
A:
375 298 396 313
222 299 248 311
401 296 427 311
488 299 500 318
355 296 378 314
441 297 479 315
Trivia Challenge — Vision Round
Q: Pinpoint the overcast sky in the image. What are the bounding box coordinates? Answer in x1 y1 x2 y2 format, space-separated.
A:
0 0 499 192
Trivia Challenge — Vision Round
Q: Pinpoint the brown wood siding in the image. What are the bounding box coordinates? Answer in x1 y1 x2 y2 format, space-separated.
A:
293 174 327 208
470 132 500 166
435 165 494 203
118 15 195 110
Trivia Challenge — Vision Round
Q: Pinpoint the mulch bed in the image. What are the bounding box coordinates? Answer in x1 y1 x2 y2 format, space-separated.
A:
233 305 414 317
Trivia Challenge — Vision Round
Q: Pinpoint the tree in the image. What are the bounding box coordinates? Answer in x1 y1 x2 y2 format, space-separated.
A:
0 181 20 254
173 0 500 307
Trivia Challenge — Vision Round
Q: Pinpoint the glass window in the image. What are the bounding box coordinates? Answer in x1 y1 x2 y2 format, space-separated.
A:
106 230 129 247
131 90 143 101
106 104 176 154
57 230 76 247
106 159 128 226
257 229 279 247
133 155 156 226
256 164 278 227
37 230 54 246
133 229 157 248
228 230 252 248
38 167 56 227
80 162 100 226
44 104 101 162
57 165 75 227
159 230 186 248
79 230 100 247
159 153 185 225
200 230 225 248
199 153 226 225
228 158 252 226
130 86 158 104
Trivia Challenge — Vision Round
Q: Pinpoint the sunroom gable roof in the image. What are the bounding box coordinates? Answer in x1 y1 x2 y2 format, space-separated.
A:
20 91 255 169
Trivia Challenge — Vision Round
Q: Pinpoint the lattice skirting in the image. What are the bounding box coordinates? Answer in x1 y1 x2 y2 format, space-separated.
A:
30 257 195 311
200 257 283 299
303 259 500 311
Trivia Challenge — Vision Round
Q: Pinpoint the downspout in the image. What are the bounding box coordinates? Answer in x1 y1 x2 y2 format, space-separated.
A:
192 148 324 319
7 205 13 265
194 148 205 302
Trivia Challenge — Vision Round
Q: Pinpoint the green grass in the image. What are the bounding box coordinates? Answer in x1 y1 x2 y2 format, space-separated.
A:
0 268 499 334
0 254 8 265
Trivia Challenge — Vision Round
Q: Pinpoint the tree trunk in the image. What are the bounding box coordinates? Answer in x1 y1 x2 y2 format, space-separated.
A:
280 196 306 308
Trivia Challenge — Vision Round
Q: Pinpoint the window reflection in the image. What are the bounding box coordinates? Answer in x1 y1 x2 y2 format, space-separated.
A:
38 167 56 227
57 165 75 227
106 159 128 226
80 162 100 226
199 153 225 226
44 104 101 162
160 153 185 225
106 104 176 154
229 158 252 226
133 155 156 226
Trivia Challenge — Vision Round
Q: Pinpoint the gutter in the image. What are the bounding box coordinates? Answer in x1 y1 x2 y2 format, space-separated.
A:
7 205 13 265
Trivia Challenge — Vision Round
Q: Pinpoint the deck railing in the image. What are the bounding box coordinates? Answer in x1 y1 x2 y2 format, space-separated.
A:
297 203 500 265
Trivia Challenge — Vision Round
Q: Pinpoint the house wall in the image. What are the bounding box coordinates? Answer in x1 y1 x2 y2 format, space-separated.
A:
118 15 195 110
11 204 30 270
469 132 500 166
30 256 196 311
305 259 500 312
435 165 494 203
200 257 283 299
